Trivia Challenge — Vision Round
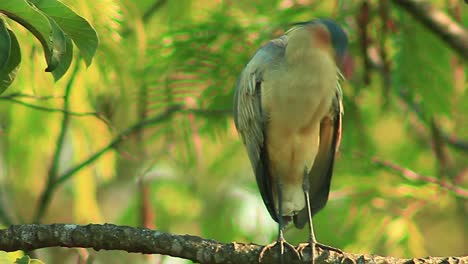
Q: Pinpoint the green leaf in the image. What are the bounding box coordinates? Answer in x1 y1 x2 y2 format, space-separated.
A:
0 0 61 71
15 255 45 264
0 19 21 94
0 17 10 70
29 0 99 66
46 16 73 80
0 250 23 263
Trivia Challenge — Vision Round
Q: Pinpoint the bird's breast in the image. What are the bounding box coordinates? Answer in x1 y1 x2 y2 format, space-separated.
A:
262 52 337 130
261 53 337 216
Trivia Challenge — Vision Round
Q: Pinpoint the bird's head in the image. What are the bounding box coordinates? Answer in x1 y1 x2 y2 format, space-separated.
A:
285 19 349 69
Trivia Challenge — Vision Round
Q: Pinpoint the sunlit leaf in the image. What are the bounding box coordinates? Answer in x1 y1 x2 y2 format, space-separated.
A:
15 255 45 264
0 17 10 70
0 0 61 71
45 15 73 80
29 0 98 66
0 19 21 93
0 250 23 263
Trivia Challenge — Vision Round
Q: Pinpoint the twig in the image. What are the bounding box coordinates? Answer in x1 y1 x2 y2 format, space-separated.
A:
34 64 80 223
391 0 468 59
0 96 111 128
0 224 465 264
401 200 427 218
142 0 167 23
398 89 468 153
378 0 392 104
181 108 231 117
121 0 167 36
55 105 181 186
0 97 105 118
442 132 468 152
356 0 372 86
430 119 452 178
0 93 63 100
136 80 152 229
137 161 158 229
356 152 468 198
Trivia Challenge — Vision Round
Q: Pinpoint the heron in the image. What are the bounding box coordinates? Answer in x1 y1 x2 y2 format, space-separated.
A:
233 18 348 263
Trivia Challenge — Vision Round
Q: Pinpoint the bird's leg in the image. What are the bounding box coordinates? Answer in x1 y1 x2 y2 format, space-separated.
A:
258 177 300 263
297 166 316 263
297 167 342 263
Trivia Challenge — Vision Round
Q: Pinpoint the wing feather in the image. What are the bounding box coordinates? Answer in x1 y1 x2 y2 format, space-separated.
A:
233 37 287 222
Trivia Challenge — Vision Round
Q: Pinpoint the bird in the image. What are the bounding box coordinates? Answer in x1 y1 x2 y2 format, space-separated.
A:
233 18 348 263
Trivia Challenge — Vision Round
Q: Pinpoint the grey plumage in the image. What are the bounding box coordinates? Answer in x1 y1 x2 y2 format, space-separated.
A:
234 32 343 226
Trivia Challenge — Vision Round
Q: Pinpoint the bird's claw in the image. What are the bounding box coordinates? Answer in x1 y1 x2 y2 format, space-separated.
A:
315 242 342 254
296 242 310 255
258 239 301 262
297 242 314 264
297 242 343 258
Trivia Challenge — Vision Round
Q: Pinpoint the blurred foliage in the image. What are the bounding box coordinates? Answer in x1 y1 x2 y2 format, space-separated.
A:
0 0 466 263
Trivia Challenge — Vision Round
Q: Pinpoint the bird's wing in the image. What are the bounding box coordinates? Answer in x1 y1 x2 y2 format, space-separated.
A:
234 36 287 223
293 83 343 229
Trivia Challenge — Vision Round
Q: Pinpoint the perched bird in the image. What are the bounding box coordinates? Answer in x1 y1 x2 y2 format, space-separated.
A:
233 19 348 262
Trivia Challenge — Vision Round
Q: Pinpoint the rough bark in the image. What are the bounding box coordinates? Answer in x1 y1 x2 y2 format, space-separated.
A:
0 224 466 264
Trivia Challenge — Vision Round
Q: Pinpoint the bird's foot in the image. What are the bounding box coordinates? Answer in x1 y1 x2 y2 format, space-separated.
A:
296 242 309 254
297 242 343 263
298 241 342 254
315 242 342 254
258 238 301 263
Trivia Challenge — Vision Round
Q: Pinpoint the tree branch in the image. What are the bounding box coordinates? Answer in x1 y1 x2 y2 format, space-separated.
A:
0 224 465 264
355 152 468 198
391 0 468 59
442 131 468 152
